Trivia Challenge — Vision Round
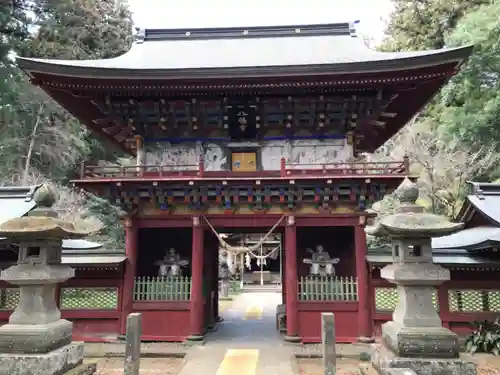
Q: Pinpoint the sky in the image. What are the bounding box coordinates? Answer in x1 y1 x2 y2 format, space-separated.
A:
127 0 394 44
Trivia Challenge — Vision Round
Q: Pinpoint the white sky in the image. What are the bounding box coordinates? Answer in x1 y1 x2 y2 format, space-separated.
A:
127 0 394 44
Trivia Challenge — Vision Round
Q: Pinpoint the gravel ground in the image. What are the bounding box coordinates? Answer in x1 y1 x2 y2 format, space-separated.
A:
297 355 500 375
90 357 186 375
297 358 375 375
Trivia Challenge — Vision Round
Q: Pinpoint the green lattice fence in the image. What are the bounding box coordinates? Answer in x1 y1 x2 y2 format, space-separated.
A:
60 287 118 310
134 276 191 301
298 276 358 301
448 290 500 312
0 288 19 310
374 287 439 312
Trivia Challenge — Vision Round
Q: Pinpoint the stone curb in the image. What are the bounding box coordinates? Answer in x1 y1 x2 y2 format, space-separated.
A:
86 352 187 359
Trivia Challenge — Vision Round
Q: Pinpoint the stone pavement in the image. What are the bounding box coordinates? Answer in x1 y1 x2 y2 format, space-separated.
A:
178 291 296 375
83 289 372 375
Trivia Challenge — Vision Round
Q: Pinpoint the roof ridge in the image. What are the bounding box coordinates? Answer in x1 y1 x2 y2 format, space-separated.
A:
135 22 357 43
0 184 43 202
468 181 500 197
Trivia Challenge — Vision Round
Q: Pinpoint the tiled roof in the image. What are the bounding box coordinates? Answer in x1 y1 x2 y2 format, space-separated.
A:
432 226 500 250
16 23 473 78
366 247 500 267
465 182 500 225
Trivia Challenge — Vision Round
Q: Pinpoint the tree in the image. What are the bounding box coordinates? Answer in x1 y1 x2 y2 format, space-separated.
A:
21 0 133 59
438 1 500 149
374 119 499 218
380 0 490 52
0 0 134 247
0 0 35 62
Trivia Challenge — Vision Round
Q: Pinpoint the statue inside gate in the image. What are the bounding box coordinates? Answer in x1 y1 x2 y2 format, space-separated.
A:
303 245 339 276
155 248 189 277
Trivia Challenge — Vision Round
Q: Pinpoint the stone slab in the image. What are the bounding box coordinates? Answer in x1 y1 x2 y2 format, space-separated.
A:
381 369 417 375
371 343 477 375
0 319 72 353
0 342 85 375
382 321 459 359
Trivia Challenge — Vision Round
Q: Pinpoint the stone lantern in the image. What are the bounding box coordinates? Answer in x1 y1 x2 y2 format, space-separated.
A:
367 180 476 375
0 184 97 375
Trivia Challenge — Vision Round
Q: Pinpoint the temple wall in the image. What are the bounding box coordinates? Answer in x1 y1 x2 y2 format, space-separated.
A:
145 139 352 171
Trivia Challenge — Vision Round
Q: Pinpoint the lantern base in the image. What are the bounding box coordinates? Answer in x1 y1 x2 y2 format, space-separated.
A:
0 319 72 354
371 343 476 375
0 342 89 375
381 321 460 359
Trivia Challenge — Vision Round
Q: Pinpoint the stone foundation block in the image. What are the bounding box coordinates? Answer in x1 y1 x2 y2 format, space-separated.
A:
0 342 85 375
382 321 459 358
381 369 417 375
371 344 477 375
0 319 72 354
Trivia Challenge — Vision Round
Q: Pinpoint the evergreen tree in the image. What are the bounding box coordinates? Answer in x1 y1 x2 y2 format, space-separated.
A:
0 0 134 247
380 0 490 51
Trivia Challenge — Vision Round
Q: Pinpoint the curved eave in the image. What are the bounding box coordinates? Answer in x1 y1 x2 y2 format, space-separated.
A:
17 45 473 81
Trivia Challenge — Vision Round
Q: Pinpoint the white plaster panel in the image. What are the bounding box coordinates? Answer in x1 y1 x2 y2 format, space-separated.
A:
203 143 227 171
261 139 352 170
146 139 352 172
146 142 226 171
146 142 200 171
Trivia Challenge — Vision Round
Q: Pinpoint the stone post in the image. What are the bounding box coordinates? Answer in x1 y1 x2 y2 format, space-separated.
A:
124 313 142 375
367 180 477 375
321 312 336 375
219 250 231 299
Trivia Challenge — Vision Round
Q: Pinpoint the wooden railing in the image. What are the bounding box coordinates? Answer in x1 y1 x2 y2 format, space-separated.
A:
282 157 409 177
133 276 191 301
78 157 409 179
298 276 358 301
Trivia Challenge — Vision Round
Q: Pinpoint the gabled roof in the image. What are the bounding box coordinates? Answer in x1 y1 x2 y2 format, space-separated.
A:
366 247 500 267
17 23 473 79
0 185 42 226
432 226 500 251
457 182 500 226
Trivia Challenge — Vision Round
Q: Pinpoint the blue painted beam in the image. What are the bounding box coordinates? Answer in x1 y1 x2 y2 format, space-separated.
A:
144 135 346 144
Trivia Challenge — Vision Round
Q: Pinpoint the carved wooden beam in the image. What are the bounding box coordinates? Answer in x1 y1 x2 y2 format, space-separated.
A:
102 123 126 136
368 119 386 127
115 127 133 143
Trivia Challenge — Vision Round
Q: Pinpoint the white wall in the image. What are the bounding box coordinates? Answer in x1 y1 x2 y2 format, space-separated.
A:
146 139 352 171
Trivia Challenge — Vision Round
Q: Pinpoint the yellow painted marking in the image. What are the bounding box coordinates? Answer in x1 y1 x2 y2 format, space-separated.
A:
244 306 263 320
219 300 233 313
216 349 259 375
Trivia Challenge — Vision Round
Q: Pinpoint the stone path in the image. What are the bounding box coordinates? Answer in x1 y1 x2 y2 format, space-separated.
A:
178 291 296 375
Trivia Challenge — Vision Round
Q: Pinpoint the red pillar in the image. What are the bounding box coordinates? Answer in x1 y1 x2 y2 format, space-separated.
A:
120 216 138 334
355 222 373 342
284 215 300 342
188 216 205 341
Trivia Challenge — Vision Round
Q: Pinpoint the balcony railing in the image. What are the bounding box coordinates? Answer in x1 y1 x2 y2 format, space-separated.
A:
78 157 409 180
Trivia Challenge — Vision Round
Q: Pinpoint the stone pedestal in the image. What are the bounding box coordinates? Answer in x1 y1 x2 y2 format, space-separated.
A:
372 344 476 375
371 261 476 375
0 342 92 375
